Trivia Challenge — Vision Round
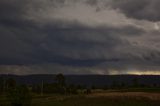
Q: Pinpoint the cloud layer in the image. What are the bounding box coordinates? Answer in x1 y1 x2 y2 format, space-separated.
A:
0 0 160 75
110 0 160 22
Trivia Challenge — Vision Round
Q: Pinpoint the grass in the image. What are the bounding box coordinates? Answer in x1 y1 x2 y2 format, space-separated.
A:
115 87 160 93
32 94 160 106
1 90 160 106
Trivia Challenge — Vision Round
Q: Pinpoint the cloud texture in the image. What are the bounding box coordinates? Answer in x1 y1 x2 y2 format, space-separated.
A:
0 0 160 75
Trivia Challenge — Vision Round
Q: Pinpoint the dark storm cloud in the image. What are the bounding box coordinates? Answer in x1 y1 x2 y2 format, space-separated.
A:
0 0 160 74
0 0 29 22
0 18 144 65
0 0 144 65
110 0 160 21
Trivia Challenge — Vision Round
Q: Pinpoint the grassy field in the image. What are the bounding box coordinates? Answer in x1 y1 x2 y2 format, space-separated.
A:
1 91 160 106
32 91 160 106
31 94 160 106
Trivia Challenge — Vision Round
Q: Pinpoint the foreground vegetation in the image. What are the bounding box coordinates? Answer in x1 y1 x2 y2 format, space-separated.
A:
1 74 160 106
32 95 160 106
1 92 160 106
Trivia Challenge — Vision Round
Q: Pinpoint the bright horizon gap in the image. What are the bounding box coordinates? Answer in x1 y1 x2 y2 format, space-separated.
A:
110 71 160 75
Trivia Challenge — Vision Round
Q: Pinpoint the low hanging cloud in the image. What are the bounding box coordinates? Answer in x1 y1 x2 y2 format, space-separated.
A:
0 0 160 75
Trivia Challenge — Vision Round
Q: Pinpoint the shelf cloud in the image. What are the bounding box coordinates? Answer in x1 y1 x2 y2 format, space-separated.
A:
0 0 160 75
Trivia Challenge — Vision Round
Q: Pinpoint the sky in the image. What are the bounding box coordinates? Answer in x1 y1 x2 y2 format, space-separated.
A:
0 0 160 75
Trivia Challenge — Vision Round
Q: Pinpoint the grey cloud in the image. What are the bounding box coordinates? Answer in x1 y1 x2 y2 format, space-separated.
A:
110 0 160 22
86 0 98 6
0 0 160 74
0 16 145 65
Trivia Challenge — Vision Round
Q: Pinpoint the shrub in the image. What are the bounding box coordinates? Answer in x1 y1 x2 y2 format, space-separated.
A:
7 85 32 106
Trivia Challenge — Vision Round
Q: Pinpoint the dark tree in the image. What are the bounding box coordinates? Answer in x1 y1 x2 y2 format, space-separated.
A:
132 78 139 87
55 73 65 86
84 89 92 94
0 77 4 94
6 78 16 89
7 85 32 106
55 73 66 94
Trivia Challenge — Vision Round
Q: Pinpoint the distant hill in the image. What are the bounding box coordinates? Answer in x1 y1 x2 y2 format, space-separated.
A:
0 74 160 87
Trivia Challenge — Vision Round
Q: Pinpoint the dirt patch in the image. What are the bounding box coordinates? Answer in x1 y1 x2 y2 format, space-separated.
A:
87 92 160 100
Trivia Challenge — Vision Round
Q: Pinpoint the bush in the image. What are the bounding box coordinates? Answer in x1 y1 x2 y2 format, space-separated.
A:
84 89 91 94
7 85 32 106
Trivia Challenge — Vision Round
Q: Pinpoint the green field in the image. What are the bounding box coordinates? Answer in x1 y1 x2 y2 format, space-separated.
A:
1 91 160 106
32 94 160 106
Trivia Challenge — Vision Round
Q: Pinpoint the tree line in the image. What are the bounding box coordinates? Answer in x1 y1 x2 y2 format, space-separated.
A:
0 74 160 106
